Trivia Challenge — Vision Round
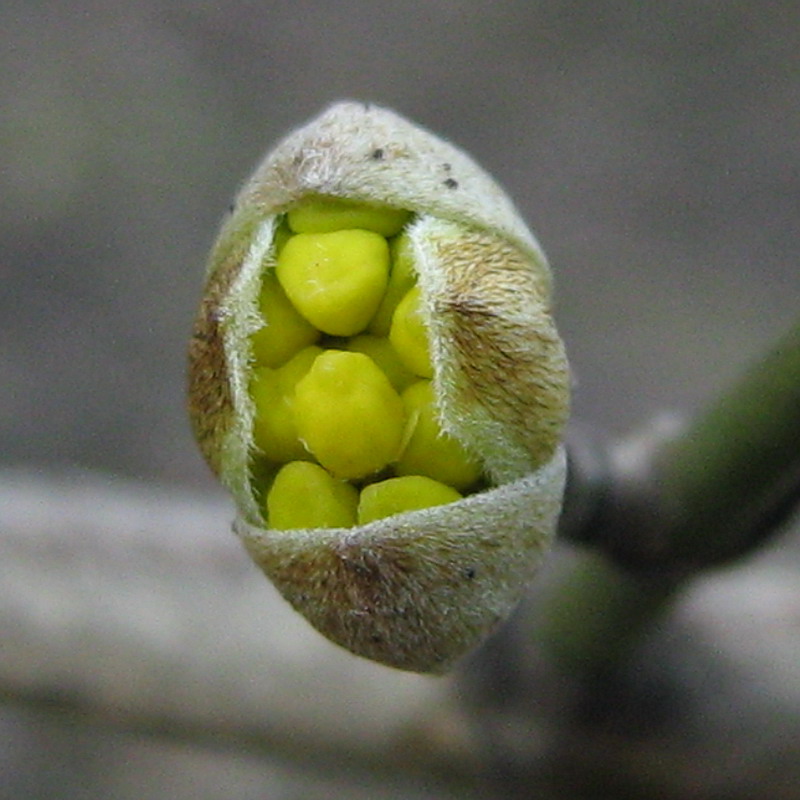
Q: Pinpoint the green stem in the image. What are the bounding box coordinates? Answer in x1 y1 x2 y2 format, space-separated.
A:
538 315 800 674
533 553 675 673
661 316 800 561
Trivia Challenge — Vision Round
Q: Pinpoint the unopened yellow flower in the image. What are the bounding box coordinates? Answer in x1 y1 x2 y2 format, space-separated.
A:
187 102 569 673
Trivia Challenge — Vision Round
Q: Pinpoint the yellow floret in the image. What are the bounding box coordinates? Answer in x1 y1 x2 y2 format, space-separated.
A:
251 346 322 463
275 344 323 391
250 271 320 368
357 475 462 524
389 286 433 378
276 230 390 336
293 350 405 480
267 461 358 530
287 197 411 237
396 380 482 491
344 334 416 392
368 233 418 335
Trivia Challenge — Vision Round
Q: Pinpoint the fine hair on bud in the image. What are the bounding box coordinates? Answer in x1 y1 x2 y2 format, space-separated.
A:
188 101 569 673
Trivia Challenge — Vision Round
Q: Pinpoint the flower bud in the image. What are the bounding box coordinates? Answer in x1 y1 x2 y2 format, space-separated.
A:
188 102 569 673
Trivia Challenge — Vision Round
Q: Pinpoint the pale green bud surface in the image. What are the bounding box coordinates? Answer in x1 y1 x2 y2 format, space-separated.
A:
288 197 411 237
357 475 463 524
344 334 416 393
276 229 390 336
293 350 405 480
397 380 482 491
389 286 433 378
368 233 418 335
267 461 358 530
250 272 320 367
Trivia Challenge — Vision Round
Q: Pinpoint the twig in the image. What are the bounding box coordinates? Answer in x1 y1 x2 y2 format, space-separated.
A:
566 315 800 571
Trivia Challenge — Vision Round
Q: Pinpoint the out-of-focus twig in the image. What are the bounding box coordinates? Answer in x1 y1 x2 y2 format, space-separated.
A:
0 462 798 799
534 316 800 676
565 315 800 571
458 316 800 796
0 470 478 791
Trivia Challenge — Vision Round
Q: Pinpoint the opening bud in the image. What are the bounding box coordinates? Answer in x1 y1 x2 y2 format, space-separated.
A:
188 102 569 673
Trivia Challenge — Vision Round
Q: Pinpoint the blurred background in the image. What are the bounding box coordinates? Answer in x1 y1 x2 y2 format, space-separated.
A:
1 0 798 797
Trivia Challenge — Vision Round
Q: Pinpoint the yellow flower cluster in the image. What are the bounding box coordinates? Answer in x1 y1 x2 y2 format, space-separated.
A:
249 198 483 530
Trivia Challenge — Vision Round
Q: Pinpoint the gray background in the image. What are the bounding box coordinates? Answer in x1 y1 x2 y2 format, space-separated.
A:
1 1 798 798
3 0 797 494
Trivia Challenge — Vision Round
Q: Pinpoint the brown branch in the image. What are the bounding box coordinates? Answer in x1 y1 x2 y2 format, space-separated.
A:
2 468 799 799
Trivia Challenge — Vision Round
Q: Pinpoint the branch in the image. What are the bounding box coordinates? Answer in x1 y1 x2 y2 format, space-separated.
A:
522 316 800 678
2 467 799 799
0 470 476 788
567 315 800 570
